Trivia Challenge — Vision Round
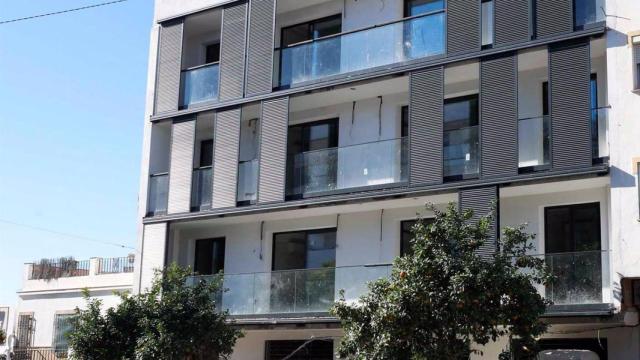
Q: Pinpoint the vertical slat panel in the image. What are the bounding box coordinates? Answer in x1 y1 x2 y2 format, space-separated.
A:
536 0 573 38
481 53 518 178
154 20 183 114
138 223 167 293
258 97 289 204
549 40 592 170
410 67 443 186
212 108 241 208
246 0 275 96
219 2 248 101
494 0 530 46
168 119 196 213
447 0 480 55
459 186 498 257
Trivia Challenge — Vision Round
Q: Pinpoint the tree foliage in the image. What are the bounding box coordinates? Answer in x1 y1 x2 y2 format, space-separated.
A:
68 264 242 360
332 204 552 359
0 328 6 345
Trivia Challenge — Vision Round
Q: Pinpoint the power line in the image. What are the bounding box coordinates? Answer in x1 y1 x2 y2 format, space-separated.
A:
0 0 128 25
0 218 136 251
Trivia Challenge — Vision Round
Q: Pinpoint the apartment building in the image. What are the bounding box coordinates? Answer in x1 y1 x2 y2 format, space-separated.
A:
136 0 640 358
6 256 134 358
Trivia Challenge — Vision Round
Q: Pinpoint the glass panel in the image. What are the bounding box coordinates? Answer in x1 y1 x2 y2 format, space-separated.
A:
147 174 169 215
592 108 609 159
191 167 212 210
287 137 408 197
481 1 494 46
273 232 307 271
443 126 479 178
53 314 75 353
545 251 603 305
237 159 259 204
574 0 598 28
518 116 550 168
279 12 445 87
180 63 220 108
406 0 445 16
538 349 600 360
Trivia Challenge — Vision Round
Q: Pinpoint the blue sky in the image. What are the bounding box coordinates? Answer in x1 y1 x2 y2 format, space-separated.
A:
0 0 153 306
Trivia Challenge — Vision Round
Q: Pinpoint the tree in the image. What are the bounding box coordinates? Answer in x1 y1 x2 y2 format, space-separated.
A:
68 264 242 360
331 204 552 359
0 328 6 345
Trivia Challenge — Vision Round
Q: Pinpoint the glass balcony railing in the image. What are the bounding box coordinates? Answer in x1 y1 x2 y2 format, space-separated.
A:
237 159 258 205
287 137 408 198
518 115 550 169
592 107 609 161
277 11 445 88
443 126 479 179
188 264 392 316
191 167 212 211
543 251 605 305
180 63 219 108
147 173 168 216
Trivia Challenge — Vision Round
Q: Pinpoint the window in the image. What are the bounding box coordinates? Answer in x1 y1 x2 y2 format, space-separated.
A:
199 139 213 168
272 229 336 271
443 95 480 181
53 313 75 353
16 313 34 349
401 105 409 138
404 0 445 17
237 112 260 206
634 36 640 90
542 81 549 116
205 43 220 64
194 238 225 275
574 0 597 30
545 203 601 254
590 74 599 160
514 338 607 359
286 119 339 198
265 339 334 360
400 219 435 256
481 0 494 48
281 15 342 47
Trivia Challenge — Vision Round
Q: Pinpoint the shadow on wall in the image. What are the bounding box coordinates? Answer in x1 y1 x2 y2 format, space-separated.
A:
610 165 636 188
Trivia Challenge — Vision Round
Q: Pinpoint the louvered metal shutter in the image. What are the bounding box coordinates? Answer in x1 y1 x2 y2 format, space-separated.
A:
219 2 248 101
155 20 184 114
494 0 530 46
258 97 288 204
481 53 518 178
536 0 573 38
410 67 443 186
459 186 498 257
139 223 168 292
212 108 241 208
549 40 592 170
168 119 196 214
246 0 275 96
447 0 481 55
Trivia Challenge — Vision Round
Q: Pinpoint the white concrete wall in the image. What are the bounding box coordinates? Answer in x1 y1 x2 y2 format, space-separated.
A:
605 0 640 287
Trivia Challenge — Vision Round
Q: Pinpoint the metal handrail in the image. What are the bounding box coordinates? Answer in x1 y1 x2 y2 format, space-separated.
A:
181 61 219 72
295 136 407 157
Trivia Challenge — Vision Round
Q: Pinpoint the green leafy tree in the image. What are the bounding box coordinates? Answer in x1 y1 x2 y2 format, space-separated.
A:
0 328 6 345
332 204 552 359
68 264 242 360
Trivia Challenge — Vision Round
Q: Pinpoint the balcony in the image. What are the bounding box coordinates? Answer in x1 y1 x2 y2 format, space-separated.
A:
277 11 445 88
518 115 550 171
29 259 90 280
592 107 609 162
286 137 408 199
180 63 219 109
189 264 392 316
544 250 606 306
191 167 213 211
237 159 258 206
147 173 169 216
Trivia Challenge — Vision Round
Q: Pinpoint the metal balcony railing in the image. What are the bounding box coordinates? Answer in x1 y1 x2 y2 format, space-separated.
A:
276 10 445 88
29 258 90 280
286 137 408 198
147 173 169 216
191 167 213 211
237 159 258 205
97 256 135 275
543 250 606 305
180 62 219 108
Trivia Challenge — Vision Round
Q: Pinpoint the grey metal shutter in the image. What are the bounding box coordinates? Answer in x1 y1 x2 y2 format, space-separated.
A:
138 223 168 293
549 40 592 170
459 186 498 257
219 2 248 101
212 108 241 209
536 0 573 38
447 0 480 55
494 0 529 46
168 118 196 214
246 0 275 96
258 97 288 204
155 20 184 114
410 67 443 186
480 53 518 178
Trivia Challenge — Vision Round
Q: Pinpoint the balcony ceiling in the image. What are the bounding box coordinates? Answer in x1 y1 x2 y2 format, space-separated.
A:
185 8 222 37
277 0 337 14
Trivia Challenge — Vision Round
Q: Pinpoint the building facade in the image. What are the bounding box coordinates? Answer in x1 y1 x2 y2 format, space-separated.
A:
5 256 134 358
136 0 640 358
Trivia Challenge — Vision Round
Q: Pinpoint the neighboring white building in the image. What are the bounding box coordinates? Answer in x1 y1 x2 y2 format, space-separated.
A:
132 0 640 358
5 256 134 358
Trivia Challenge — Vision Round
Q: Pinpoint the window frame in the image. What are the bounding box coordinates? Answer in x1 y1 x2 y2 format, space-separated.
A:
271 228 337 271
52 312 76 353
543 202 601 254
280 14 343 48
443 94 480 182
193 237 226 276
480 0 495 49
